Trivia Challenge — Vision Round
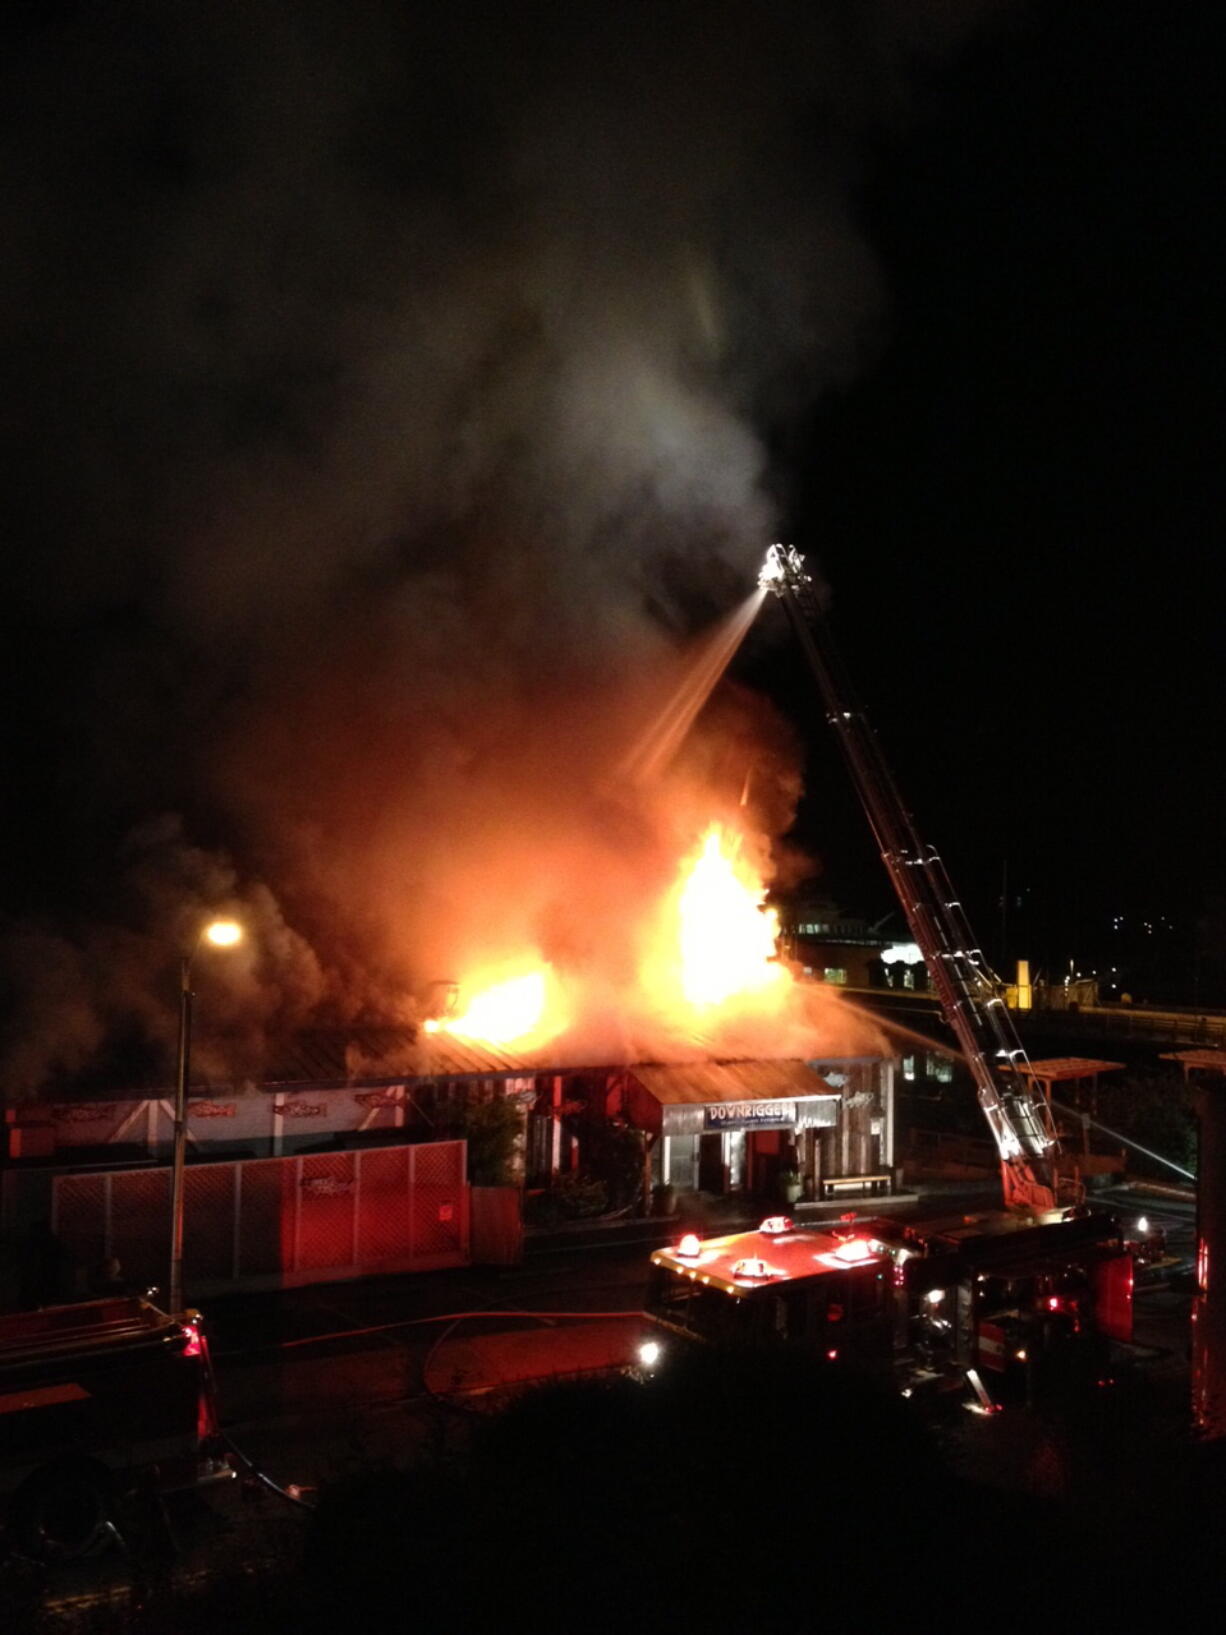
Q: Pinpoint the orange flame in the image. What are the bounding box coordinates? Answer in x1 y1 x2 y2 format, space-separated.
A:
675 824 784 1008
428 966 567 1049
427 822 790 1052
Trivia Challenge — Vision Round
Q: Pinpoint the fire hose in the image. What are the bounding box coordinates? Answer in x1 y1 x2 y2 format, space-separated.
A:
196 1331 318 1512
218 1429 317 1512
217 1308 650 1498
410 1308 650 1402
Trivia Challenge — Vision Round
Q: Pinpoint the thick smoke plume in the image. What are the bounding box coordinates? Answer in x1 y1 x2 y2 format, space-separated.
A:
0 2 998 1094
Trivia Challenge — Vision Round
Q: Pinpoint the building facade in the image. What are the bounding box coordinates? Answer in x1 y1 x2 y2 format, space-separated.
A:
1 1030 899 1306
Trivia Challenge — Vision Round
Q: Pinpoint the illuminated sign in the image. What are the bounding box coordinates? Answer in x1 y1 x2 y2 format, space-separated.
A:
704 1100 796 1131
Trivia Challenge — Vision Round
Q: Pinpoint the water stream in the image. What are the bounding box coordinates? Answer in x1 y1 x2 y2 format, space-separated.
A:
619 586 766 785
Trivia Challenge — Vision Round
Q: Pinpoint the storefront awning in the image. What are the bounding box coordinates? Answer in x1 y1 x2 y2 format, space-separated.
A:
630 1059 837 1106
630 1060 840 1135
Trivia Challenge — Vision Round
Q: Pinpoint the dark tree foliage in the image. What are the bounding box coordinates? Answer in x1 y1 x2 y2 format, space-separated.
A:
14 1343 1226 1635
305 1351 960 1633
579 1119 646 1212
455 1094 524 1187
1096 1072 1197 1178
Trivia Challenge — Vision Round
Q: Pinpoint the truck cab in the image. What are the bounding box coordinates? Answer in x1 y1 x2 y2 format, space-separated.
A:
0 1296 231 1559
647 1218 901 1376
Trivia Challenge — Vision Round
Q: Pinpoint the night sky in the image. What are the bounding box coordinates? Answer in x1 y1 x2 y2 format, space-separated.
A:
741 1 1221 996
0 1 1220 1090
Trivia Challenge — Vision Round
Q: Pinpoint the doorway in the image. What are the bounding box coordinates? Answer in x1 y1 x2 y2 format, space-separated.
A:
698 1132 726 1193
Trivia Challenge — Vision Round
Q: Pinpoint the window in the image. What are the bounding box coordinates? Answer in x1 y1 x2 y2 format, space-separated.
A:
646 1269 740 1342
823 967 847 985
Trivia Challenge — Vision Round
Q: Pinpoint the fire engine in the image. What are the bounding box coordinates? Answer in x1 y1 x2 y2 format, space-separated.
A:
642 546 1136 1404
0 1295 231 1560
647 1207 1132 1403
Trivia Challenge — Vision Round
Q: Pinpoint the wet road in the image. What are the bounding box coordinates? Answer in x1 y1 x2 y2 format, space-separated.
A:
6 1232 672 1625
208 1239 660 1487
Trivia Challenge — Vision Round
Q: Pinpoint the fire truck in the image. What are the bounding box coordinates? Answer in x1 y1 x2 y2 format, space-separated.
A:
647 1207 1133 1403
0 1295 231 1560
758 543 1072 1218
641 546 1136 1403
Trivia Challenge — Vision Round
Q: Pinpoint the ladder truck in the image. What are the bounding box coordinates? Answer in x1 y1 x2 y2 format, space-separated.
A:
644 545 1134 1403
757 543 1068 1216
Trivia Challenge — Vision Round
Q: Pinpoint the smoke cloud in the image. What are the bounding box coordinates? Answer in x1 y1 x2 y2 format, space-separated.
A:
0 1 999 1093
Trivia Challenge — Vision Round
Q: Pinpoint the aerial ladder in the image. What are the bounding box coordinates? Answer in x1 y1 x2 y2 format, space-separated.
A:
759 543 1069 1215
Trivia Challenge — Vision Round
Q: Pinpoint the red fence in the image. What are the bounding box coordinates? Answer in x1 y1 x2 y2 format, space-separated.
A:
51 1140 470 1296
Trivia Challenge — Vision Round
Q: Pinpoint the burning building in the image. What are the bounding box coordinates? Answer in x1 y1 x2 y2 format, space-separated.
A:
0 5 978 1294
399 812 897 1206
3 812 899 1300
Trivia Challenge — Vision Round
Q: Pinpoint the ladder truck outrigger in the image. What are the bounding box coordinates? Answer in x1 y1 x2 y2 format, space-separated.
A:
758 542 1064 1217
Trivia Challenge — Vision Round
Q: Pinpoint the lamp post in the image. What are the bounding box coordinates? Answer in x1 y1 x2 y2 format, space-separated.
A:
169 918 242 1314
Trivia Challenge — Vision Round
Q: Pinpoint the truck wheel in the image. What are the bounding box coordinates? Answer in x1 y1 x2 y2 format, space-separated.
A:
13 1463 114 1561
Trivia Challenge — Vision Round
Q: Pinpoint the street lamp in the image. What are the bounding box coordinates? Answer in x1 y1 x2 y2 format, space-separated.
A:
169 918 243 1314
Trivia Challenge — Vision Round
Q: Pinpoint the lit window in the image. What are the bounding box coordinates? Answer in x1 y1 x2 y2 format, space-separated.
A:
823 968 847 985
903 1056 916 1082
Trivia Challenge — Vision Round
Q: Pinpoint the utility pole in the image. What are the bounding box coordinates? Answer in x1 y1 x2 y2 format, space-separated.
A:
168 956 193 1315
168 919 243 1315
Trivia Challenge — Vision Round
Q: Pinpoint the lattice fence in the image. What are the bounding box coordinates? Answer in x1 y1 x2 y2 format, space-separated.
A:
51 1139 469 1295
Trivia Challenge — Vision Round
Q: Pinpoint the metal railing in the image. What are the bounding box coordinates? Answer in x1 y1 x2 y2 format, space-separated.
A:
1025 1005 1226 1048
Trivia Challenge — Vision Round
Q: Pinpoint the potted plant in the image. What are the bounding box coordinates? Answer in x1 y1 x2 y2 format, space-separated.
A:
777 1168 803 1206
652 1182 677 1218
459 1096 527 1264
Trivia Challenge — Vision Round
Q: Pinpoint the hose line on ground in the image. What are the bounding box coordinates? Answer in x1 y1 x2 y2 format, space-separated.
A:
219 1430 317 1511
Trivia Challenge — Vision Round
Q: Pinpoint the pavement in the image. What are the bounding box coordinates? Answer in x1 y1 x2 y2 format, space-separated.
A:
4 1177 1198 1626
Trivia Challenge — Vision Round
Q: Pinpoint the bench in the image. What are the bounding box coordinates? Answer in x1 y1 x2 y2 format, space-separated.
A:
820 1173 892 1200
